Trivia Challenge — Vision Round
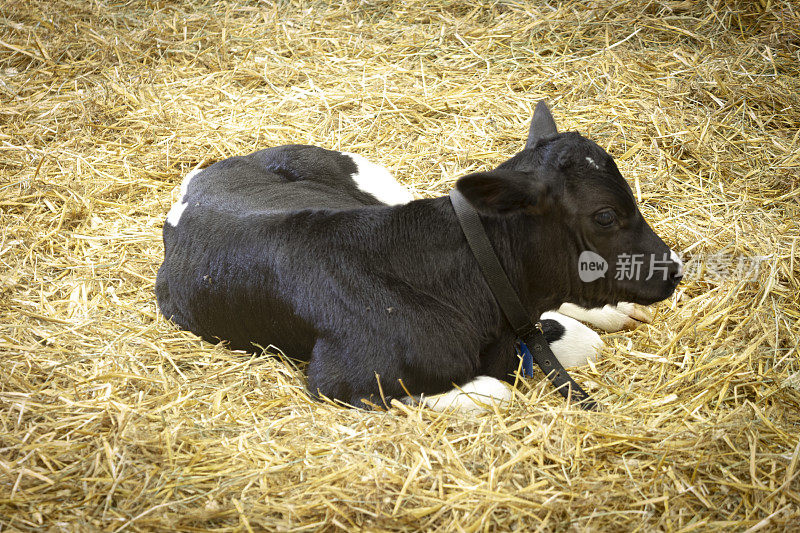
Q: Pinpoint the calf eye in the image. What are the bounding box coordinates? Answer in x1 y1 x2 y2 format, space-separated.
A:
593 209 616 227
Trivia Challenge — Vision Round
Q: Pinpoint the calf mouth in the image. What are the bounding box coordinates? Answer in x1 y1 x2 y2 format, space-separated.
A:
610 271 682 307
576 249 682 307
570 281 679 313
628 282 681 306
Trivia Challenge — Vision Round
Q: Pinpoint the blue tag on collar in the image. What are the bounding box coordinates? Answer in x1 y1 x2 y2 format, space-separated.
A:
516 340 535 378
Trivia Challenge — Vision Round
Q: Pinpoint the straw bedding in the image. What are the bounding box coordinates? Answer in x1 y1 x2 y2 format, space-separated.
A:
2 0 799 530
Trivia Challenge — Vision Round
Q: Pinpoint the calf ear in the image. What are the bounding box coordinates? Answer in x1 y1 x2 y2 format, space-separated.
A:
456 170 550 214
525 101 558 149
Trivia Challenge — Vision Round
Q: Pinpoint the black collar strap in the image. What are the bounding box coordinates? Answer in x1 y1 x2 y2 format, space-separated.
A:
449 189 598 411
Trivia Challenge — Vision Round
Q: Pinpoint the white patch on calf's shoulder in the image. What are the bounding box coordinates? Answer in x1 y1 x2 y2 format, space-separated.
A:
405 376 512 413
343 152 414 205
180 168 201 196
166 202 188 226
166 168 201 227
541 311 603 367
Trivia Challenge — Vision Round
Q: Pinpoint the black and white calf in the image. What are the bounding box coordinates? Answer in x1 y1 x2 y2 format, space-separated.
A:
156 102 683 411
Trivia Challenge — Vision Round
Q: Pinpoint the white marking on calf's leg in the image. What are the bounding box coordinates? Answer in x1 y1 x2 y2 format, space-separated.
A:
404 376 512 413
166 168 201 227
557 302 653 332
343 152 414 205
541 311 603 367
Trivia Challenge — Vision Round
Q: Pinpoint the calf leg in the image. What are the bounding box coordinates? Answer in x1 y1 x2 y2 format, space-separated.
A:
306 339 379 408
541 312 603 367
556 302 653 332
403 312 603 413
307 337 418 409
407 376 512 413
477 313 603 381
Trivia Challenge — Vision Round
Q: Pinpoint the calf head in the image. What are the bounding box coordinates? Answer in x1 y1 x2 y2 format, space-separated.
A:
456 101 682 310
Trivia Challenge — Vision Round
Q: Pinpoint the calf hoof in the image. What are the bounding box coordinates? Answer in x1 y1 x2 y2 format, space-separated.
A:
614 302 654 328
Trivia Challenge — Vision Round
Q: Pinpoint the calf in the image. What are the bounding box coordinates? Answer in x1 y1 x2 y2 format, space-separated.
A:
156 102 682 410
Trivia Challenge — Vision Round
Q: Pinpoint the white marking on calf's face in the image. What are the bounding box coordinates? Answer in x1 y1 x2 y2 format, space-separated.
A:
343 152 414 205
166 168 201 227
670 249 684 277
